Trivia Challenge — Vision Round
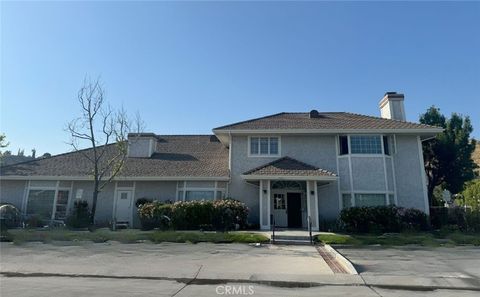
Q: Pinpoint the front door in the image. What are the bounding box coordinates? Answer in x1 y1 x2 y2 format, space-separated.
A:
272 193 287 227
115 190 133 224
287 193 302 228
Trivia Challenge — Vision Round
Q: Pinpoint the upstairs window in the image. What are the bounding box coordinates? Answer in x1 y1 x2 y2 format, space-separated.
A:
339 136 349 155
383 136 390 155
350 135 382 154
250 137 280 156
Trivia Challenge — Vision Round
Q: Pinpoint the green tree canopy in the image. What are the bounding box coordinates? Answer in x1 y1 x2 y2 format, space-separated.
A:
461 180 480 211
420 106 478 206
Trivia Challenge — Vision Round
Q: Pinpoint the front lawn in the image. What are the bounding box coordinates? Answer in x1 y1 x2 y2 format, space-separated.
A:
316 232 480 246
3 228 269 245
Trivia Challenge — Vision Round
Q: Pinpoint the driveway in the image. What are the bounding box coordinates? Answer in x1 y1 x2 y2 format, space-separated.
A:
335 245 480 289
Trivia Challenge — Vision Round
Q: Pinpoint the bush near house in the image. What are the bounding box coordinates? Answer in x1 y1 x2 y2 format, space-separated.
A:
65 200 91 229
430 206 480 233
340 205 428 233
138 199 249 231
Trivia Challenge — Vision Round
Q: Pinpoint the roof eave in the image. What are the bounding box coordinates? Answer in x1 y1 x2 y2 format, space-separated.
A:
214 128 444 135
241 174 338 181
0 175 230 181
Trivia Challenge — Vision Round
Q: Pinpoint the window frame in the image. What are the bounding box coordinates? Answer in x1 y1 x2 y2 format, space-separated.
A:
338 135 393 156
24 182 72 221
248 136 281 157
176 181 226 201
349 135 383 155
341 191 394 209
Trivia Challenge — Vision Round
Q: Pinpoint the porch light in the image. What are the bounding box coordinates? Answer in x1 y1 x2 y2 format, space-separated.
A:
310 190 315 195
263 189 267 194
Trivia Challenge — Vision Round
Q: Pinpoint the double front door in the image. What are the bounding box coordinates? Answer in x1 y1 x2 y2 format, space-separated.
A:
272 192 303 228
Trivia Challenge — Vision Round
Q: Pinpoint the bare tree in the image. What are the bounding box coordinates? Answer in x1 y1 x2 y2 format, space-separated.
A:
66 77 142 226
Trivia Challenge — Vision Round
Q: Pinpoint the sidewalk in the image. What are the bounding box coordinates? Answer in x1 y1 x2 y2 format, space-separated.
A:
1 242 479 291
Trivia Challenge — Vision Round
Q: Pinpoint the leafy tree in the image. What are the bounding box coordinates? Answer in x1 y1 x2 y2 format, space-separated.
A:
420 106 478 206
0 134 7 146
461 180 480 211
0 133 8 155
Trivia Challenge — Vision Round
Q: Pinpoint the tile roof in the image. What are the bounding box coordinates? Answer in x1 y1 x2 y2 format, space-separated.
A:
243 157 337 177
0 135 229 178
214 112 441 131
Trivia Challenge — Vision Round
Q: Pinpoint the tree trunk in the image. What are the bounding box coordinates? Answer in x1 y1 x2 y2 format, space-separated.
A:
89 179 99 229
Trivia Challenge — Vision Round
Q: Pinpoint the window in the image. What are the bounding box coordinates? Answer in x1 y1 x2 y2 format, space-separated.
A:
55 190 70 220
177 181 226 201
185 191 215 201
273 194 286 209
26 190 56 220
269 137 279 155
342 194 352 208
250 137 280 156
339 136 349 155
383 136 390 155
350 135 382 154
354 194 386 207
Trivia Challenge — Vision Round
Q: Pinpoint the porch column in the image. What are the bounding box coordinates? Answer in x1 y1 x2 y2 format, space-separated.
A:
259 179 271 230
306 180 319 231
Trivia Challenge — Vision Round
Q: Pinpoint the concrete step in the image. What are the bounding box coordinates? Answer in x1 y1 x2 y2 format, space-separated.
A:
270 239 313 245
271 235 312 241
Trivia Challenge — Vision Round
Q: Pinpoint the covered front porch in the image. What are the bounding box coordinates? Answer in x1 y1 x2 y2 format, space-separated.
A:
241 157 338 231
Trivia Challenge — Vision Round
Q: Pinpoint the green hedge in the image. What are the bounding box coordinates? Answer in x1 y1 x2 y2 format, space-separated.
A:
430 207 480 232
138 199 249 231
340 205 428 233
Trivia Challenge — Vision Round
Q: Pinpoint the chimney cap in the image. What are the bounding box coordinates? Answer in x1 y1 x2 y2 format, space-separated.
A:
384 92 404 98
127 132 157 138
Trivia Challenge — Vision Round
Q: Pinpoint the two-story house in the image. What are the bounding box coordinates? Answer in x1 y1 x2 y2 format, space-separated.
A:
0 92 442 230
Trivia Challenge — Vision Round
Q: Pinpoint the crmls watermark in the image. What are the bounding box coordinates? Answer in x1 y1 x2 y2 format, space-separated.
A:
215 285 255 295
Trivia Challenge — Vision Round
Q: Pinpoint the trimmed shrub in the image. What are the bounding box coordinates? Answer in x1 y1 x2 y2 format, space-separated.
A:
399 208 429 231
66 200 91 229
430 206 480 232
138 199 249 231
137 201 173 230
340 205 428 233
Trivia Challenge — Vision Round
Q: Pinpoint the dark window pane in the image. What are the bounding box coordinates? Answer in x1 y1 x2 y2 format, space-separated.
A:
339 136 349 155
383 136 390 155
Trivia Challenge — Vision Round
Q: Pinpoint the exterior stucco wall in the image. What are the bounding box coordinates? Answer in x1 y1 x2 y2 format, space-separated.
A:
70 181 115 226
351 157 386 191
317 182 339 221
0 180 26 210
338 158 350 191
128 138 153 158
394 135 427 212
132 181 177 227
229 134 340 225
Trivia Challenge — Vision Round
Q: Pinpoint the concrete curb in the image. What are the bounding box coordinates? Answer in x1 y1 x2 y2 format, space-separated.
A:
324 244 358 275
3 271 480 291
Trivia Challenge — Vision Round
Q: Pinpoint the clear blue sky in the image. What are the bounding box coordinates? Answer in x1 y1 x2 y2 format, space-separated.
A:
1 1 479 156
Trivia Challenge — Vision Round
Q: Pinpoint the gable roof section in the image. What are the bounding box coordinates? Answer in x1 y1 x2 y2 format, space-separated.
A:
213 112 441 132
0 135 229 179
242 156 336 178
